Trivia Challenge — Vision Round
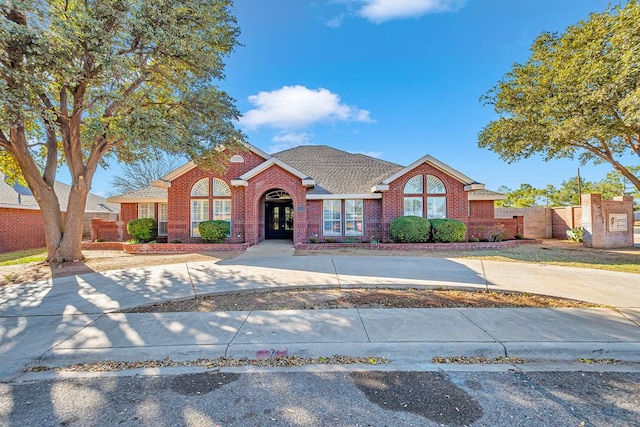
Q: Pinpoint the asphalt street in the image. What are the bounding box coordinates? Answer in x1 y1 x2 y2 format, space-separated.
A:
1 368 639 426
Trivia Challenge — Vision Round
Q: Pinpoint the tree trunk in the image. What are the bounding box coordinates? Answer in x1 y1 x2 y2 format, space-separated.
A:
40 177 90 265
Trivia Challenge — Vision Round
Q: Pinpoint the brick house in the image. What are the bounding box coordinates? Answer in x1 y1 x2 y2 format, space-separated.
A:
107 144 511 244
0 175 119 252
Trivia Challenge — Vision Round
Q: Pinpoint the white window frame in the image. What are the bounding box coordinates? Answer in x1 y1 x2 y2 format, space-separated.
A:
190 199 209 237
191 178 209 197
427 197 446 219
323 200 342 236
157 203 168 236
426 175 446 194
404 175 423 194
345 199 363 236
212 178 231 196
403 197 423 217
138 202 155 219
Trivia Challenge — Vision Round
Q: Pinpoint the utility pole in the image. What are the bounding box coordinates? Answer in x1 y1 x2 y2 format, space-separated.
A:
577 168 582 205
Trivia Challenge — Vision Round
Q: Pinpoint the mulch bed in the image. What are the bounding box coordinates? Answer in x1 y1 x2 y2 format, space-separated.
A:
121 288 601 313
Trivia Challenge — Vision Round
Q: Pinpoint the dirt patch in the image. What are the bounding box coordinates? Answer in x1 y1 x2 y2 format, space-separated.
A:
0 250 242 286
121 288 601 313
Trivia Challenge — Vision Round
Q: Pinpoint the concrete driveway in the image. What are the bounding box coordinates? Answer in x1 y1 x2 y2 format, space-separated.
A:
1 243 639 382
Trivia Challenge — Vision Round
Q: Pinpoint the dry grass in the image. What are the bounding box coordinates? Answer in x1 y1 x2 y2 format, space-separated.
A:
122 288 602 313
296 240 640 274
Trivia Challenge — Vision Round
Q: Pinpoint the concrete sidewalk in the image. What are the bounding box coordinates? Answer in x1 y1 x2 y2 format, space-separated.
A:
1 242 640 382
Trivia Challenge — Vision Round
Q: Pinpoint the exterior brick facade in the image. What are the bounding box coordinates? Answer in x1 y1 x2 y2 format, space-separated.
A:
107 144 513 246
0 207 47 252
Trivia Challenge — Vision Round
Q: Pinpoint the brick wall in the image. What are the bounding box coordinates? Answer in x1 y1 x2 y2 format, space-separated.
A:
243 165 308 244
582 194 634 248
466 217 523 241
495 207 552 239
469 200 495 220
83 212 118 238
0 207 46 252
304 198 383 243
378 164 471 241
551 206 582 239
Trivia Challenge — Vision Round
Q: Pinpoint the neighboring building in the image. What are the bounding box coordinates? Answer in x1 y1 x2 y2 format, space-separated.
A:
0 175 119 253
107 144 511 244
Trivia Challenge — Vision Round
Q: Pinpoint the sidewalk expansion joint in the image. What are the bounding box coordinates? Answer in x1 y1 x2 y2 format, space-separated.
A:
457 309 508 357
616 308 640 328
185 263 197 297
330 256 342 287
356 308 371 342
224 310 253 357
480 260 489 291
34 313 107 365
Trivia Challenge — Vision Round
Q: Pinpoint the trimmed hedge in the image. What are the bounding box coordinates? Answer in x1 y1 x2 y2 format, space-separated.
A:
429 218 467 243
198 220 230 243
390 216 431 243
127 218 157 243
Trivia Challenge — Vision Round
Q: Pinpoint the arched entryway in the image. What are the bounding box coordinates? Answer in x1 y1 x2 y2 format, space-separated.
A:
263 189 294 240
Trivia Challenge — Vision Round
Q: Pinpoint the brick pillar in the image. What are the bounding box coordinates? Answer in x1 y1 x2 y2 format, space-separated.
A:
582 193 633 248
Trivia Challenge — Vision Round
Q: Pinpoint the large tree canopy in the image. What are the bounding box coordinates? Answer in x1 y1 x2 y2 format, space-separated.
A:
0 0 243 263
479 0 640 192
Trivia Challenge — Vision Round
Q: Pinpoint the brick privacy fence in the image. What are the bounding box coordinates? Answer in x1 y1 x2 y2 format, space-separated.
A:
91 218 125 242
496 206 582 239
0 207 47 252
466 217 523 241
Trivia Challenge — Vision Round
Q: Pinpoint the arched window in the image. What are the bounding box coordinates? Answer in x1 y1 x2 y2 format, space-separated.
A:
403 174 447 218
190 178 232 237
191 178 209 197
212 178 231 196
426 175 446 219
404 175 423 194
229 154 244 163
426 175 446 194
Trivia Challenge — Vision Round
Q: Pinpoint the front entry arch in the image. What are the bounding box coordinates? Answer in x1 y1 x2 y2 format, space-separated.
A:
264 189 293 240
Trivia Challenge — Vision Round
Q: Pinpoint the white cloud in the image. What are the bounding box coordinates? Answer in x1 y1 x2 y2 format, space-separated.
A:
358 0 465 23
325 14 346 28
239 85 373 130
268 132 313 153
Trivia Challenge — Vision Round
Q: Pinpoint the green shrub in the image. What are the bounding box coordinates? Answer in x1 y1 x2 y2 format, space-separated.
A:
127 218 157 243
566 227 583 243
390 216 431 243
198 220 230 243
429 218 467 243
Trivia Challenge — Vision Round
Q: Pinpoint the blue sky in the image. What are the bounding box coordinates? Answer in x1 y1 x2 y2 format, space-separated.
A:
84 0 631 197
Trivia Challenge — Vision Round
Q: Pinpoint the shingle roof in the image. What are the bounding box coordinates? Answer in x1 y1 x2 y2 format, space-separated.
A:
272 145 404 194
0 175 120 213
107 186 168 203
467 189 506 200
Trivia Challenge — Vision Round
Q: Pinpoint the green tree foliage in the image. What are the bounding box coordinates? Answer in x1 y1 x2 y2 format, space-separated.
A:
389 216 431 243
497 168 639 207
0 1 243 264
495 184 543 208
479 1 640 193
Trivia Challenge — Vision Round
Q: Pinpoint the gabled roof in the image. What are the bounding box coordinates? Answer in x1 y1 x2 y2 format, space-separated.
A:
0 174 120 213
153 142 271 187
273 145 403 195
107 186 168 203
232 157 316 187
380 154 480 187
